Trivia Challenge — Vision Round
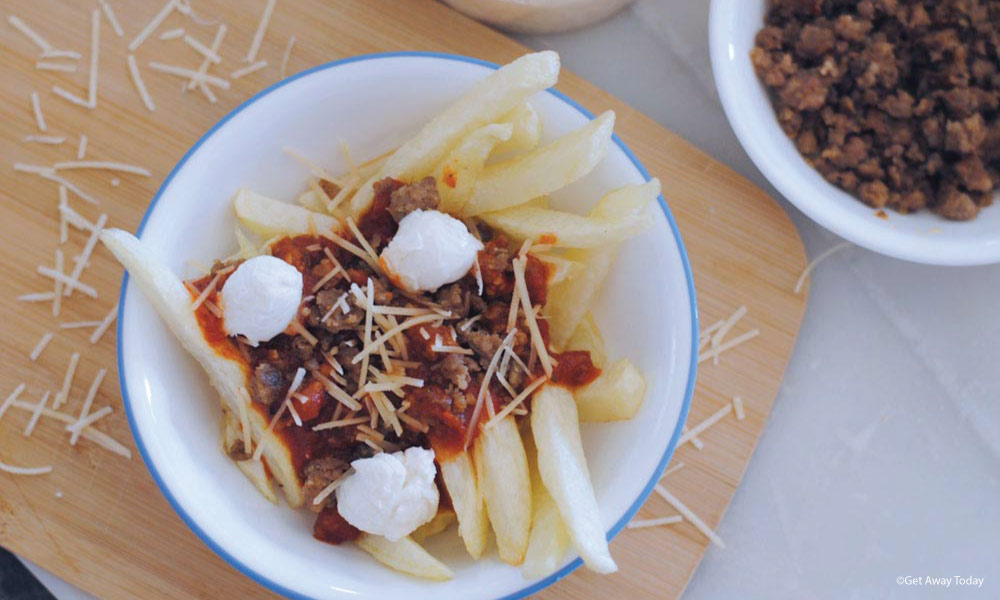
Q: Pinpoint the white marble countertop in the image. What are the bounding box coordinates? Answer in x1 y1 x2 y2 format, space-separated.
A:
21 1 999 598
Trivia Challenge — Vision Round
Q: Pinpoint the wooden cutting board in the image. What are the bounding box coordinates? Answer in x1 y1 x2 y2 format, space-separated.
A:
0 1 808 598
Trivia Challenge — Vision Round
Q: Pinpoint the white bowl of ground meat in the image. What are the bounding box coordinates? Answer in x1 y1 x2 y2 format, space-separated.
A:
115 53 697 600
710 0 1000 266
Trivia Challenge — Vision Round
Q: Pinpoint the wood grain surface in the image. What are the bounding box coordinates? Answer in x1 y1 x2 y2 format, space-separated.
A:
0 1 808 599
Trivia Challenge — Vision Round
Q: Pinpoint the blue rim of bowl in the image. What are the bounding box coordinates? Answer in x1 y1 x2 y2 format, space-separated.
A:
115 51 698 600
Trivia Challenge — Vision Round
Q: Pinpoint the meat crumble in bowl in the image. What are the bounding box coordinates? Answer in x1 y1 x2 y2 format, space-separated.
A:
750 0 1000 220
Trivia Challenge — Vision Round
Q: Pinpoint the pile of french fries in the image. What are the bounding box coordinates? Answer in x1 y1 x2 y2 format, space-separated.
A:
101 51 659 582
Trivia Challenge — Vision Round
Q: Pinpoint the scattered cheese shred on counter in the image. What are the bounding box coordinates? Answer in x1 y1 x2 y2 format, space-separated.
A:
246 0 277 63
8 15 53 52
279 35 295 78
158 27 184 40
87 8 101 108
661 461 685 479
30 91 47 132
23 391 51 437
678 404 733 448
0 460 53 476
0 384 27 422
24 135 65 144
231 60 267 79
52 249 64 317
732 396 746 421
54 352 80 409
127 54 156 112
29 332 54 361
698 329 759 364
77 134 88 159
184 34 222 64
35 62 76 73
795 240 853 294
187 23 227 91
654 485 725 548
70 368 107 445
52 85 91 109
54 161 151 176
98 0 124 37
627 515 683 530
130 0 178 52
89 302 119 345
7 400 131 458
66 405 112 434
681 425 704 450
148 61 231 89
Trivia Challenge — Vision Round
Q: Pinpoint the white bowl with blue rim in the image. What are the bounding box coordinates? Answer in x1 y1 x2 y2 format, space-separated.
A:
710 0 1000 265
115 52 697 600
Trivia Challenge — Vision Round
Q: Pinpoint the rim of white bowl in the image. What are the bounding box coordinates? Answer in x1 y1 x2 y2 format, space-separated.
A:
114 51 699 600
709 0 1000 266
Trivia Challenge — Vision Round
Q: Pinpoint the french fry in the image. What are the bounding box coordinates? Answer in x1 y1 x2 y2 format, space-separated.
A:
522 426 571 579
349 51 561 218
462 110 615 216
531 385 617 574
493 102 541 156
574 358 645 422
566 312 607 368
410 509 457 543
478 205 651 248
434 123 513 214
438 451 489 558
355 534 454 581
473 416 532 565
99 229 305 507
234 188 340 238
543 180 660 348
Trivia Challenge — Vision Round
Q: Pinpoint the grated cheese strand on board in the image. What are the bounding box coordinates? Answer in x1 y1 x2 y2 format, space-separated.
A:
678 404 733 448
159 28 184 40
245 0 277 63
70 368 107 445
58 185 69 243
627 515 683 530
77 135 88 160
30 91 46 132
98 0 124 37
18 292 55 303
733 396 746 421
187 23 227 90
682 425 704 450
795 241 853 294
54 161 151 176
129 0 178 52
710 305 747 366
7 400 131 458
148 61 231 89
90 302 119 345
29 332 54 361
35 62 76 72
24 134 66 144
66 405 112 435
127 54 156 112
52 249 63 317
184 34 222 64
54 352 80 409
8 15 52 52
52 85 91 108
697 329 759 364
279 35 295 78
40 49 81 59
64 213 109 297
661 461 685 479
0 460 53 476
24 392 52 437
0 384 27 423
87 9 100 108
231 60 267 79
654 485 725 548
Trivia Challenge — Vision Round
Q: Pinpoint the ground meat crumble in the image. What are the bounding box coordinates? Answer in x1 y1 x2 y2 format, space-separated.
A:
751 0 1000 220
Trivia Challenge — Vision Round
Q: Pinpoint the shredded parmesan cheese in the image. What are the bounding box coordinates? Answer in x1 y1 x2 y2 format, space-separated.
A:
512 257 552 376
60 320 101 330
64 213 108 297
54 161 151 176
70 368 106 445
698 329 759 364
54 352 80 409
8 15 52 52
90 303 118 345
77 135 88 160
191 273 220 310
732 396 745 421
0 461 52 476
129 0 178 52
30 91 46 132
24 134 65 144
231 60 267 79
29 332 53 361
485 376 548 429
40 50 81 59
184 34 222 63
18 292 55 302
186 23 227 90
149 61 231 88
279 35 295 78
52 85 91 108
312 416 367 431
627 515 683 529
52 250 63 317
311 471 348 505
351 313 440 366
682 425 704 450
159 27 185 40
127 54 156 112
465 329 518 449
679 404 733 448
24 391 50 436
245 0 276 63
795 241 852 294
654 485 725 548
65 405 111 434
87 8 100 108
98 0 124 37
7 400 130 458
35 62 76 72
0 384 27 422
